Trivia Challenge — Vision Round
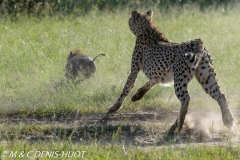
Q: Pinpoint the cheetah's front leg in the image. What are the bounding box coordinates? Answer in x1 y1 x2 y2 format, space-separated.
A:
108 71 139 113
131 80 157 102
108 47 142 113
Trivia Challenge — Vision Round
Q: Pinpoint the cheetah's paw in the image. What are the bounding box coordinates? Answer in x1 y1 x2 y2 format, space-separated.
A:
108 102 122 113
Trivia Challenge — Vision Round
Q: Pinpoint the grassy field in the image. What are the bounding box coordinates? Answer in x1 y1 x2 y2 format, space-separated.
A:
1 6 240 116
0 3 240 159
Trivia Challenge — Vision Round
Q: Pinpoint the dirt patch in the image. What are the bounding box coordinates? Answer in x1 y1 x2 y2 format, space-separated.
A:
0 110 239 146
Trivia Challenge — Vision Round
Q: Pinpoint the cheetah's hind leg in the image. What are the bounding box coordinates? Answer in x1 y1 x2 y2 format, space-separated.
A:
195 53 234 129
162 54 195 141
217 94 234 128
163 96 190 141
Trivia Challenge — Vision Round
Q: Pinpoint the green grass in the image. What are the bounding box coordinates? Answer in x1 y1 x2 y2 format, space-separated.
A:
0 10 169 117
0 141 239 159
0 121 239 159
0 4 240 159
1 5 240 117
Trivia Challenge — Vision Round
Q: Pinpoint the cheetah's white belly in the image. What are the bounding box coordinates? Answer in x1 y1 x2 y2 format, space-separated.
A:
161 70 174 85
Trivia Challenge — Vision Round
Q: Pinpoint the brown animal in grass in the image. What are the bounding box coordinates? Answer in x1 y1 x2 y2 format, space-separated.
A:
66 49 105 83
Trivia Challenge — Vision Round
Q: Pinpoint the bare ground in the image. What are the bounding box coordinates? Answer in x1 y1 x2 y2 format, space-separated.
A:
0 110 239 146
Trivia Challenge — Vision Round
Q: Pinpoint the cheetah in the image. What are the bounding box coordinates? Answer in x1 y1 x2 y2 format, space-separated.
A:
108 10 234 137
66 49 105 83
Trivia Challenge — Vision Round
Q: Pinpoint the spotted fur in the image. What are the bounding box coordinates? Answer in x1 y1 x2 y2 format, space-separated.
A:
108 10 234 137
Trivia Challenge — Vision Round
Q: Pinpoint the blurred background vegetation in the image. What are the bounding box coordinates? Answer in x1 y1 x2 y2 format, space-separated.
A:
0 0 237 18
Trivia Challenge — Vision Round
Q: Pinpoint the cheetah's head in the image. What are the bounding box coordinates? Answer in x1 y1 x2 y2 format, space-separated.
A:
128 10 153 37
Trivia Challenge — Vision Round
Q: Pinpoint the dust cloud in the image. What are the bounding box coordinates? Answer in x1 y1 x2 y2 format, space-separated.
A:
183 109 239 142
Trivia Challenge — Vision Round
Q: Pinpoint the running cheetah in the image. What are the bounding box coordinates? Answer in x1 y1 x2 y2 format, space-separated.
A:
108 10 234 137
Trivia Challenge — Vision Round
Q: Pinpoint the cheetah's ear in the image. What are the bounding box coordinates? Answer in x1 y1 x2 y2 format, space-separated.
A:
131 10 138 17
146 10 153 17
69 52 72 56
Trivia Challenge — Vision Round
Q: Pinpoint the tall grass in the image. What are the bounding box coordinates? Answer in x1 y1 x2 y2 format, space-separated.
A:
0 4 240 117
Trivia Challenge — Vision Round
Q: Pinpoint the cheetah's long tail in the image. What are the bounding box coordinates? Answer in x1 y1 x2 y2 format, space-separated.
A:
188 39 205 68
